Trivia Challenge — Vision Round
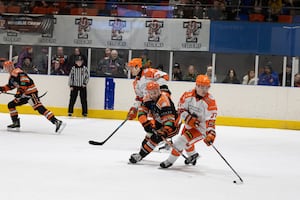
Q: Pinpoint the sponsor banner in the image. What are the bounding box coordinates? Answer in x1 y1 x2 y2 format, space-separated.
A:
0 14 55 45
0 15 210 51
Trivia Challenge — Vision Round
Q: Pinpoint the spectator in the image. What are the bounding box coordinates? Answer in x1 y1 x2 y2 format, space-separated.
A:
294 73 300 87
205 65 217 82
268 0 282 21
52 46 68 75
21 57 39 74
207 0 226 20
192 1 203 19
279 65 292 86
16 46 33 69
141 49 152 68
222 68 241 84
172 63 183 81
183 65 198 81
51 59 65 75
0 57 6 72
97 48 111 77
98 49 126 78
242 69 257 85
67 47 87 75
258 65 279 86
68 55 90 117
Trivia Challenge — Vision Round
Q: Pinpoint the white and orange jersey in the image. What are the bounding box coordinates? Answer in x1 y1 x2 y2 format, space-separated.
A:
178 89 217 135
132 68 169 106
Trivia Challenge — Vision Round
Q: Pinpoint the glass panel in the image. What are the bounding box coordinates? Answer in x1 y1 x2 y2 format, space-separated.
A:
51 46 88 75
215 53 256 84
173 51 212 81
0 44 10 73
258 55 284 86
12 45 49 75
91 48 128 78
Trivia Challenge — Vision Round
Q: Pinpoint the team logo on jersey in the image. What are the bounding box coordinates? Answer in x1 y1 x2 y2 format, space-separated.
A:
146 20 163 42
109 19 126 40
75 17 92 39
183 20 201 43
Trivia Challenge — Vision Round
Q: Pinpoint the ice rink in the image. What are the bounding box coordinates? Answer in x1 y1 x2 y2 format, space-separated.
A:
0 113 299 200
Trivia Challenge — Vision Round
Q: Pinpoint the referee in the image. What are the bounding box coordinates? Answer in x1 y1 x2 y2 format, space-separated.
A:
68 55 90 117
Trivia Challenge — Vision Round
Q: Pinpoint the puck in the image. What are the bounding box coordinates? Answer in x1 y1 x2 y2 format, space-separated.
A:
233 180 237 183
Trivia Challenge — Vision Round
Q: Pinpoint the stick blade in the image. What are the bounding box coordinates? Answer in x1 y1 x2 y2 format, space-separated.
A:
88 140 105 145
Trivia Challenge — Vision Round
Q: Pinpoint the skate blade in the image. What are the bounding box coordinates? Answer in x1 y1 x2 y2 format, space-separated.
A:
7 127 20 132
55 123 66 134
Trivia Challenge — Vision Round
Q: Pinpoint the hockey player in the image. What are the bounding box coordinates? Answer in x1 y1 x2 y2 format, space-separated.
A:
129 81 178 164
126 58 170 121
0 60 64 133
160 75 218 168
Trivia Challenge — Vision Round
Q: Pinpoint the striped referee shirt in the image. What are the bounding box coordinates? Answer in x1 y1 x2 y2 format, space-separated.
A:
69 65 90 87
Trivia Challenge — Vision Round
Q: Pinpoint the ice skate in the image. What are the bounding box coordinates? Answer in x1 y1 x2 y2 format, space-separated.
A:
129 153 142 164
160 160 173 168
55 120 66 134
7 118 20 132
184 153 199 165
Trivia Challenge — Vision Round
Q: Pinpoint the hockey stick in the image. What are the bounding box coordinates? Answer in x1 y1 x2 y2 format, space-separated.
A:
160 134 188 160
88 119 128 145
211 143 244 184
2 91 48 99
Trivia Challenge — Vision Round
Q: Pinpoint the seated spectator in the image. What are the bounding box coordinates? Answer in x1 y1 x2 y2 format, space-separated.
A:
258 65 279 86
16 46 33 69
279 65 292 86
222 68 241 84
141 49 152 68
268 0 282 21
172 63 183 81
242 69 257 85
192 1 203 19
52 46 68 75
205 65 217 82
21 57 39 74
98 49 126 78
207 0 226 20
51 59 65 75
183 65 198 81
0 57 6 72
294 73 300 87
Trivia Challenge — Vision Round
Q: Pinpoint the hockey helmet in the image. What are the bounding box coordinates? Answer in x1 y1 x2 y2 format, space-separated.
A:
3 60 14 71
127 58 142 68
146 81 160 91
196 75 210 87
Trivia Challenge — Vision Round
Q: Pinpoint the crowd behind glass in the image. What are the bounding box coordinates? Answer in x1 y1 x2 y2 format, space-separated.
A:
0 45 299 87
0 1 299 87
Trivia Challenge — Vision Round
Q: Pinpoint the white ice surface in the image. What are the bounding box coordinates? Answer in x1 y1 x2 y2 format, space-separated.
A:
0 113 300 200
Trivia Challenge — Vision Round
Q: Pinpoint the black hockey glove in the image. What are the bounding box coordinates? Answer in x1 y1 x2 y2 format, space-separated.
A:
142 120 155 134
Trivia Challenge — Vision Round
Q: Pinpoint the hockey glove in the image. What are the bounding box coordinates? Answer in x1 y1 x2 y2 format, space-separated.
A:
142 120 155 134
185 114 200 128
204 131 216 146
127 107 138 120
14 93 22 99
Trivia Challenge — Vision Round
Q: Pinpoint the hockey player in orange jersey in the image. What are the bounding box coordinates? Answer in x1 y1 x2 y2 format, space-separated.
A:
126 58 170 120
160 75 218 168
129 81 178 164
0 61 64 133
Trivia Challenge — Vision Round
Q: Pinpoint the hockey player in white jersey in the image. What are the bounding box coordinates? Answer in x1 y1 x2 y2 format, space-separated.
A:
160 75 218 168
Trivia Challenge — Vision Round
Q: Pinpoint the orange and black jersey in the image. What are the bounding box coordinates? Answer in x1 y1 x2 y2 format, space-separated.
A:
138 93 177 131
0 68 37 95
